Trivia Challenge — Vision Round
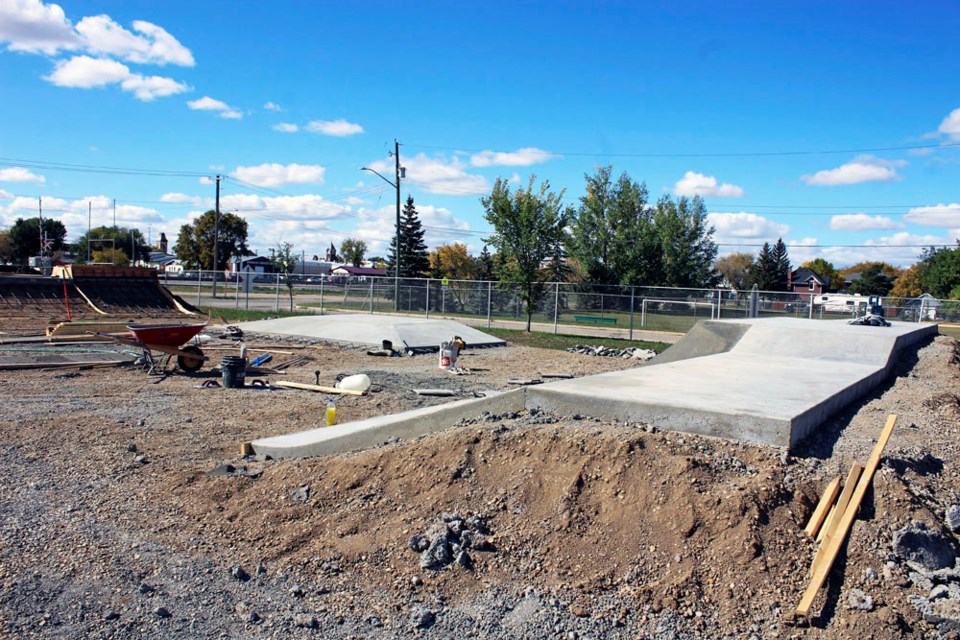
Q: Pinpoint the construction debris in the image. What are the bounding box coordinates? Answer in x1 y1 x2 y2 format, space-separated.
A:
274 380 367 396
566 344 657 360
413 389 457 397
849 314 891 327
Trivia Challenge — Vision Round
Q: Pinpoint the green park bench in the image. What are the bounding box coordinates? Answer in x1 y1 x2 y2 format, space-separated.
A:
573 315 617 326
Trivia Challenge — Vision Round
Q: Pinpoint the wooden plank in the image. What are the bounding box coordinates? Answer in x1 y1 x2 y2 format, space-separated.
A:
796 414 897 617
273 380 366 396
803 477 841 538
817 464 864 544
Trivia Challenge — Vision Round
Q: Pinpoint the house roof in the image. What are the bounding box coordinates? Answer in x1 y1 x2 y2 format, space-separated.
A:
791 267 829 286
333 266 388 276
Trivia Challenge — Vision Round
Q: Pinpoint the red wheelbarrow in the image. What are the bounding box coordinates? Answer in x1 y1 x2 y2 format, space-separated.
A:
99 323 209 374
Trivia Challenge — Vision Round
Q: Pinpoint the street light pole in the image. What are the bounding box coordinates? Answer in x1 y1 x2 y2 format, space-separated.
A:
361 141 404 310
212 174 221 298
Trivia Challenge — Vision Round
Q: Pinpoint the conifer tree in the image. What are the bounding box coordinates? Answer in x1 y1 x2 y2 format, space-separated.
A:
386 196 430 277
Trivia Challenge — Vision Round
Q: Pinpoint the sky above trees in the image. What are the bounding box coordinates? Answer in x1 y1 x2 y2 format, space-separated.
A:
0 1 958 268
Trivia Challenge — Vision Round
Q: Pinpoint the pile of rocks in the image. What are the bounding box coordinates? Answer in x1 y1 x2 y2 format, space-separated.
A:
895 519 960 631
566 344 656 360
408 512 493 571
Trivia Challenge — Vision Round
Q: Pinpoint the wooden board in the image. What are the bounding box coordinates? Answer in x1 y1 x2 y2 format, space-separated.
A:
796 414 897 617
817 464 864 544
273 380 366 396
804 477 841 538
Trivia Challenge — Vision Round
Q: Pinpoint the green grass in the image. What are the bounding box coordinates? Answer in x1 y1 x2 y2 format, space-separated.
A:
940 324 960 339
197 307 310 324
484 327 670 352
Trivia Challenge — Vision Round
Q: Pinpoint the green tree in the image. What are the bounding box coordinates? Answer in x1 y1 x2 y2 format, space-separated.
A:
653 195 719 288
751 242 780 291
772 238 791 289
271 242 298 311
340 238 367 267
75 225 148 264
7 217 67 265
918 244 960 298
475 245 496 281
800 258 841 290
849 263 894 295
715 252 755 291
174 210 248 271
92 247 130 267
482 176 570 331
0 230 12 263
386 196 430 278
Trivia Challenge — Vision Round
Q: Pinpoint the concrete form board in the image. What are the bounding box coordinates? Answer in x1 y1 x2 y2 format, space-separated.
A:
251 389 524 459
238 314 506 350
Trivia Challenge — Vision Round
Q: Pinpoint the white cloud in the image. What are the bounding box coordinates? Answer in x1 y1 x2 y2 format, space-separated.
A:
904 203 960 228
159 192 203 206
369 153 489 196
0 189 12 199
470 147 559 167
45 55 189 100
75 15 193 66
199 176 214 185
829 213 902 231
509 172 522 184
0 0 80 54
706 212 789 245
937 108 960 141
801 155 905 186
305 119 364 137
0 194 164 242
231 163 326 187
673 171 744 198
264 101 282 112
187 96 242 119
345 196 365 206
0 167 46 183
272 122 298 133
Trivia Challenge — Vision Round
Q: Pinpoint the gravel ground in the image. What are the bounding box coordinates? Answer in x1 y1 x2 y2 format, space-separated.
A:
1 329 959 639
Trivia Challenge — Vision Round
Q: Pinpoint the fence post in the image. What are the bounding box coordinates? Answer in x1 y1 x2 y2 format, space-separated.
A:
487 281 492 329
369 278 374 314
319 277 324 315
426 278 430 318
275 272 280 312
196 269 202 306
553 282 559 334
716 288 722 320
918 297 925 323
235 271 240 309
641 298 646 328
245 274 250 310
629 286 635 340
808 293 814 320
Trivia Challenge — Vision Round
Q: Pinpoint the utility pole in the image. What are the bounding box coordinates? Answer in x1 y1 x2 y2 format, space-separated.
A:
113 198 116 229
360 141 403 311
38 197 43 262
87 201 91 263
212 175 221 297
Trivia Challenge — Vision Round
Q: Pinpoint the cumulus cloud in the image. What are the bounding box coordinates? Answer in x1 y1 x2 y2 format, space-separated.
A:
469 147 559 167
673 171 744 198
305 119 364 137
904 203 960 228
75 15 194 66
0 167 46 183
937 108 960 141
368 153 489 196
0 189 13 199
349 202 476 254
187 96 242 119
231 163 326 187
45 55 189 100
706 212 789 245
0 193 163 241
801 155 905 186
0 0 80 54
159 192 204 206
829 213 902 231
263 101 282 112
272 122 298 133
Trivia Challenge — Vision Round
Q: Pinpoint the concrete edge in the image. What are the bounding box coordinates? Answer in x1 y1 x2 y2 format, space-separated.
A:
249 388 525 459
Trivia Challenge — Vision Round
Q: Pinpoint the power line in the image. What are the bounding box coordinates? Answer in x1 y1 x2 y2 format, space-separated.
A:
0 157 209 178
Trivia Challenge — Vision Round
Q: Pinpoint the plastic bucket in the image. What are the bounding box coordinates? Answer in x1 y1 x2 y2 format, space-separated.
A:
221 355 246 389
439 342 457 370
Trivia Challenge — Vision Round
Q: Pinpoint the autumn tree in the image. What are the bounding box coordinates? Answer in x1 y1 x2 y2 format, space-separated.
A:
0 230 13 263
848 263 894 295
800 258 841 290
174 210 248 271
482 176 570 331
715 252 755 291
340 238 367 267
890 263 924 298
429 243 477 311
92 247 130 267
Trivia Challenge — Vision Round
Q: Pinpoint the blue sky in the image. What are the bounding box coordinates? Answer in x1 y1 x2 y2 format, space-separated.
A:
1 0 959 268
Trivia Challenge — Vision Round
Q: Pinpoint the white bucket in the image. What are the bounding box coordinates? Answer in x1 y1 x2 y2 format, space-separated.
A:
439 342 458 370
336 373 371 393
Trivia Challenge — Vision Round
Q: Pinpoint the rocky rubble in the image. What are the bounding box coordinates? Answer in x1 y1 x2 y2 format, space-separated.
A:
566 344 657 360
409 512 493 571
894 520 960 631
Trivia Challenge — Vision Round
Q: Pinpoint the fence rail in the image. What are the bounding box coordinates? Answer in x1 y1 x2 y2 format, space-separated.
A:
162 271 960 336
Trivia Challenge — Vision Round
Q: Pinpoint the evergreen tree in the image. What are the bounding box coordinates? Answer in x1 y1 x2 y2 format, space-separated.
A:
386 196 429 277
475 245 496 281
751 242 780 291
772 238 791 289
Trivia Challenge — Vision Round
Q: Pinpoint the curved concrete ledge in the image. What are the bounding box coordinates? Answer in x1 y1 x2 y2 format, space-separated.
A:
250 389 524 459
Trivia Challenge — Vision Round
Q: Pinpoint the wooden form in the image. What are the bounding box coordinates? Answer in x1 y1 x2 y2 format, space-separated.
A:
817 464 864 544
796 414 897 617
803 477 840 538
273 380 366 396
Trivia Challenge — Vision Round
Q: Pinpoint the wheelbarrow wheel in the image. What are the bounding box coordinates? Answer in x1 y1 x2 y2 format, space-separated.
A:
177 345 204 373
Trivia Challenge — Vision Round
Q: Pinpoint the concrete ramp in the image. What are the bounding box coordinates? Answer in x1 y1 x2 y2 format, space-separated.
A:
237 314 506 350
526 318 937 449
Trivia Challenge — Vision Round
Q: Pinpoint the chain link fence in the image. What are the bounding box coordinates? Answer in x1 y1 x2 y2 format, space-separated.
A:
161 271 960 335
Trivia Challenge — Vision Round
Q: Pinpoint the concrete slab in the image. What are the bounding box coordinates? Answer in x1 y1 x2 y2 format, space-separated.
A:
526 318 937 449
237 314 506 350
250 389 524 458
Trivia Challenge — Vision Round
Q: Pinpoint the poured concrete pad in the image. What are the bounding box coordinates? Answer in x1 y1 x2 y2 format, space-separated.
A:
527 318 937 449
237 314 506 350
251 389 523 458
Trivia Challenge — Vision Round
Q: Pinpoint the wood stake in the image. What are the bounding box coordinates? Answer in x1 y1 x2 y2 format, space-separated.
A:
273 380 366 396
804 477 841 538
817 464 864 544
796 414 897 617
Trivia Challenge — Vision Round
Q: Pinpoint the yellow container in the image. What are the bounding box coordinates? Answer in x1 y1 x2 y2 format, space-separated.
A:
325 399 337 426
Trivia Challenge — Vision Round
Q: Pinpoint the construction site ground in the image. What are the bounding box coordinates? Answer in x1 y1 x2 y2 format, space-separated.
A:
2 322 960 639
